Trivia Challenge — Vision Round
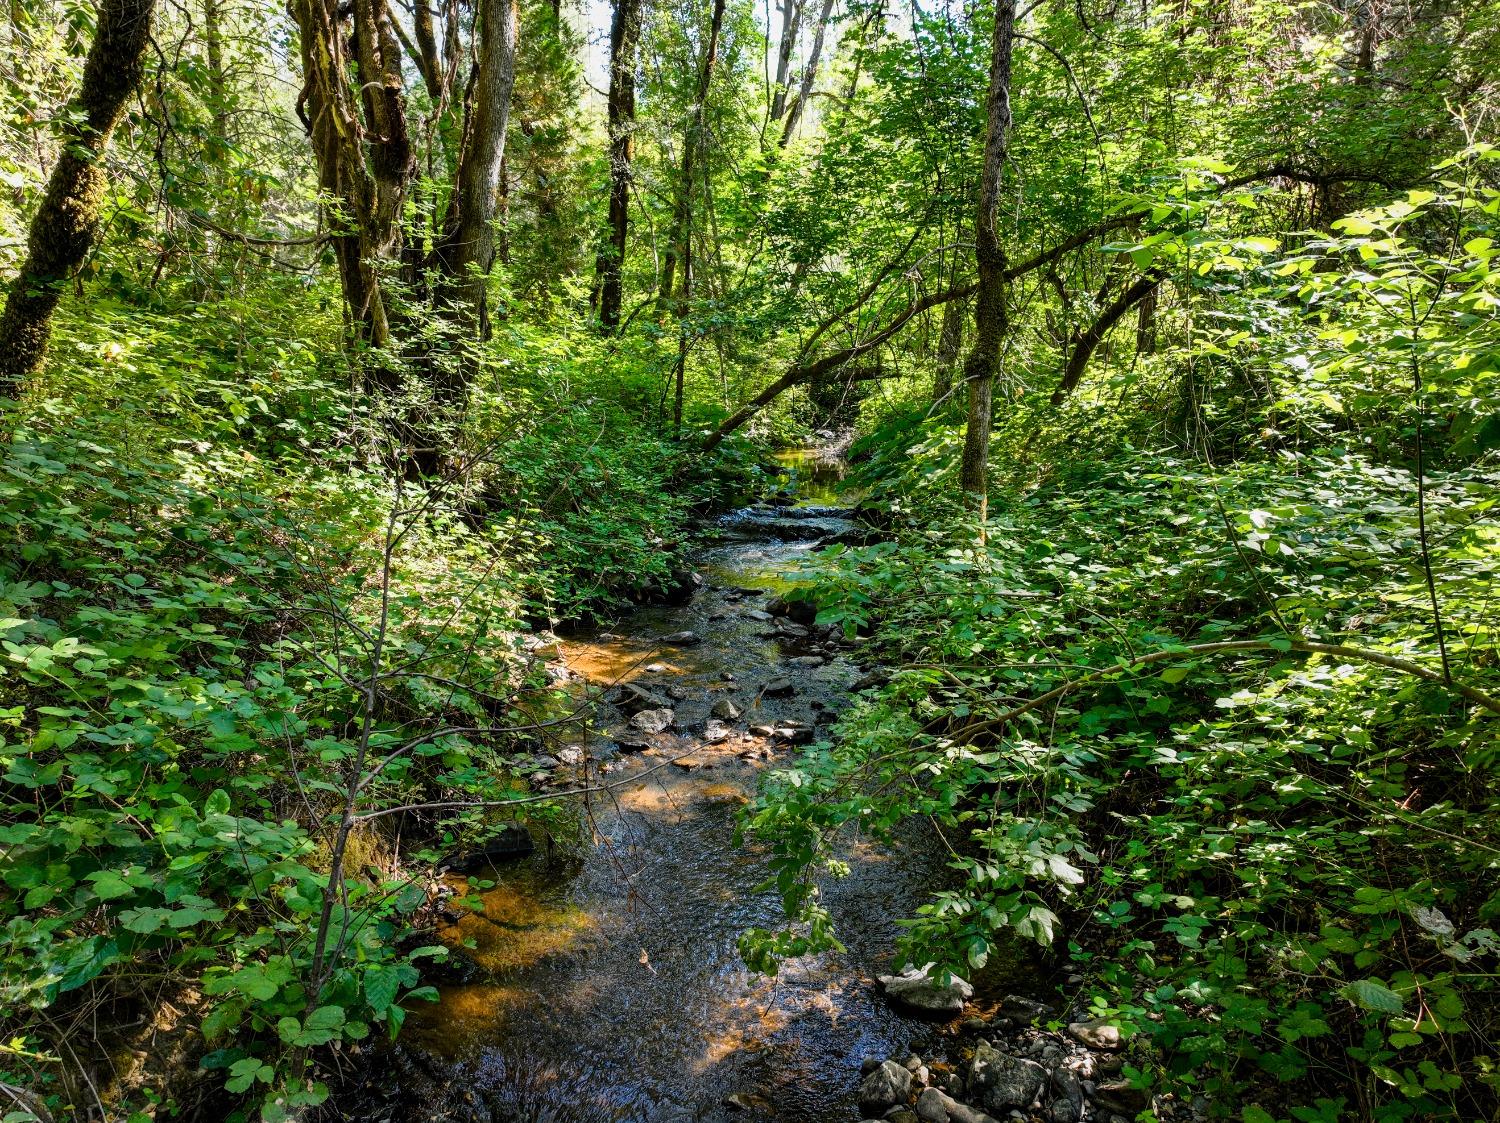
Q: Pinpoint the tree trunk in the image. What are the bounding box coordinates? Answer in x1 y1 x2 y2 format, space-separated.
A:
0 0 157 393
433 0 518 342
290 0 413 350
957 0 1017 517
934 287 966 404
594 0 642 331
778 0 834 146
769 0 803 123
658 0 726 310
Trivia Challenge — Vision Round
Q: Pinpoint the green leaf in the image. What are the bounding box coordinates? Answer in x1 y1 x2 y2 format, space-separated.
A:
1343 979 1405 1014
1160 666 1190 684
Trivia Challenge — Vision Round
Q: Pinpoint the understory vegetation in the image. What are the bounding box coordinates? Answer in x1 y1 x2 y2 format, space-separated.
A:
0 0 1497 1119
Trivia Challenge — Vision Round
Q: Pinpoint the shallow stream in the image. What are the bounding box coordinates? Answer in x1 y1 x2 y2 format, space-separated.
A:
360 450 953 1123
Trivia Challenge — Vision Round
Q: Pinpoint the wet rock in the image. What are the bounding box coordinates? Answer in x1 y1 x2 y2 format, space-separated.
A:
1000 995 1053 1026
722 1092 757 1111
878 964 974 1017
859 1061 913 1115
773 619 811 638
915 1088 949 1122
968 1041 1046 1113
762 677 795 696
612 733 651 752
671 756 708 771
665 684 689 701
711 698 742 720
884 1110 919 1123
861 1057 883 1076
903 1055 925 1074
443 825 534 870
744 609 773 621
554 746 584 765
929 1091 1001 1123
702 720 732 744
1067 1019 1124 1051
853 670 889 691
1090 1080 1147 1115
766 594 818 624
787 655 825 667
660 630 702 646
609 682 672 713
644 662 669 673
646 567 704 607
1048 1070 1085 1123
630 707 675 733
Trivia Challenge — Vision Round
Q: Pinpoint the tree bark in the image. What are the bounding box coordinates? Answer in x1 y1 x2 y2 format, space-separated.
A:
957 0 1017 515
433 0 518 341
594 0 642 331
778 0 835 146
0 0 157 393
1050 271 1164 405
291 0 413 349
769 0 803 123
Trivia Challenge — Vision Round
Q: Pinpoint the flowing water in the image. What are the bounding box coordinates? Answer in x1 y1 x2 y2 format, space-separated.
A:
357 450 955 1123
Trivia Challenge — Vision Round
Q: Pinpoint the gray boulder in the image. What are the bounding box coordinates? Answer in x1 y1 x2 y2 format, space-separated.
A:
630 707 675 733
915 1088 949 1122
968 1041 1046 1112
878 964 974 1016
858 1061 913 1115
710 698 742 720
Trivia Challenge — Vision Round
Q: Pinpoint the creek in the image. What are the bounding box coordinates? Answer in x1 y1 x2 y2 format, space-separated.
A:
357 448 952 1123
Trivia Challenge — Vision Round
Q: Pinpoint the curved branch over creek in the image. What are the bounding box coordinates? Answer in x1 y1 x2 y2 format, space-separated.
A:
343 450 1006 1123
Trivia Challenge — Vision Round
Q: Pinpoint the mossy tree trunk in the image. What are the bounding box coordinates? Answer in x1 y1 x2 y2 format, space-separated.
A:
0 0 157 395
957 0 1017 518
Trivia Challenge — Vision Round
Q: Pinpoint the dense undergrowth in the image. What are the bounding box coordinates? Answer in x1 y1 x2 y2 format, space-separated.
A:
741 182 1500 1120
0 282 763 1120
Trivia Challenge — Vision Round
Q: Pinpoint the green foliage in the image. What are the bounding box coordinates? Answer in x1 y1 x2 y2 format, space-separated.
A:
742 172 1500 1119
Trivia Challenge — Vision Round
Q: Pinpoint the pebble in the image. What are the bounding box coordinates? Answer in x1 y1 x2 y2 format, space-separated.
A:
1067 1019 1124 1051
762 677 795 695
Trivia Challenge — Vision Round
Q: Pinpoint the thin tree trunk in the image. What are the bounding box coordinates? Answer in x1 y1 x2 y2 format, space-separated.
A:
1135 283 1157 355
1051 272 1163 405
412 0 443 98
957 0 1017 519
934 284 965 403
594 0 642 331
769 0 803 123
204 0 226 135
778 0 834 146
658 0 726 310
0 0 157 392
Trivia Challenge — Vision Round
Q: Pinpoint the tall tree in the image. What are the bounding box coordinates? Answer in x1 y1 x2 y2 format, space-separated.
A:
957 0 1016 517
593 0 642 331
0 0 157 393
432 0 520 342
